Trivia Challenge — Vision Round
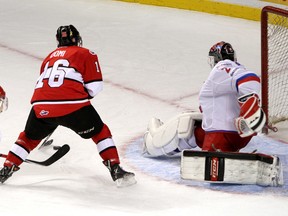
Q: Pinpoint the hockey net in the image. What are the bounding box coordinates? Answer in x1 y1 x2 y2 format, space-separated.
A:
261 6 288 133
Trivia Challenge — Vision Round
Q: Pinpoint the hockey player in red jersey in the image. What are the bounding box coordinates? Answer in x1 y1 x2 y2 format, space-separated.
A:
143 41 266 156
0 25 136 187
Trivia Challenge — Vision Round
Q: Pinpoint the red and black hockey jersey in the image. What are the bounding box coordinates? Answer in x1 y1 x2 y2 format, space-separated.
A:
31 46 103 118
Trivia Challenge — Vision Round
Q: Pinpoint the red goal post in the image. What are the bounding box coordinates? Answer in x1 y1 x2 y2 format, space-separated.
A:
261 6 288 133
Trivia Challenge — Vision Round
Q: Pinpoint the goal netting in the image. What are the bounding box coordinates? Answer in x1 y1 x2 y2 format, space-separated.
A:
261 6 288 133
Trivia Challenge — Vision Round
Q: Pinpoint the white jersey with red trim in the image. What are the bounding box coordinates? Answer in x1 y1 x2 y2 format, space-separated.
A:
199 59 261 132
31 46 103 118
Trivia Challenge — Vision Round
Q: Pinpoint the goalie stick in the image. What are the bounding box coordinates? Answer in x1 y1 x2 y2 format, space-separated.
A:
0 144 70 166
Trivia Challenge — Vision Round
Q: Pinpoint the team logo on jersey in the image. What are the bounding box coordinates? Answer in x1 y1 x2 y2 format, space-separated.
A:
40 110 49 116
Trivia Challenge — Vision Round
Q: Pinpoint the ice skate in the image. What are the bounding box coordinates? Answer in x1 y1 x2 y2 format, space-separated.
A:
0 165 19 183
103 160 136 187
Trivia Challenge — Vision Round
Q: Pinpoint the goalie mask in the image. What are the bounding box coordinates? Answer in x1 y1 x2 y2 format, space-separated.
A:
208 41 236 68
56 25 82 47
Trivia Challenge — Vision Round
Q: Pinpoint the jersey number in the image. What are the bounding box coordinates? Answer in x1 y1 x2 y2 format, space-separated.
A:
35 59 70 89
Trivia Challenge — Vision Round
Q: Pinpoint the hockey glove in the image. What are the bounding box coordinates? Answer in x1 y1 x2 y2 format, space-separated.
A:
235 93 266 137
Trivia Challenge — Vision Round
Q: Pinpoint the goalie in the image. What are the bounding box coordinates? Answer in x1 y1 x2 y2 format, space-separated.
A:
143 41 266 156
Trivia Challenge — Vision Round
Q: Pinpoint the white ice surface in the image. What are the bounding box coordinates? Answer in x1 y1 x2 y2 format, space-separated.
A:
0 0 287 215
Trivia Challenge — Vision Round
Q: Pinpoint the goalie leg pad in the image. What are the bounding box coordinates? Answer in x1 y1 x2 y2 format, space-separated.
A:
143 112 202 156
177 112 202 139
181 150 283 186
143 130 179 156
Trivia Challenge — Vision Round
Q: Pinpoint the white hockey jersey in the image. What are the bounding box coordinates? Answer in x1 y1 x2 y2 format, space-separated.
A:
199 60 261 132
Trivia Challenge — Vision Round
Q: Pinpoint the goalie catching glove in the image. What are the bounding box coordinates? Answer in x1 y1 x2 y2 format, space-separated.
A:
235 93 266 137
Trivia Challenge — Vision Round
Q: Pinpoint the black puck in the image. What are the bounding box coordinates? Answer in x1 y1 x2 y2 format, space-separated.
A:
53 146 61 150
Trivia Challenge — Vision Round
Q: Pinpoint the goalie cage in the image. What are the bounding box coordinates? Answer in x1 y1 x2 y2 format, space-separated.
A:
261 6 288 133
181 150 283 187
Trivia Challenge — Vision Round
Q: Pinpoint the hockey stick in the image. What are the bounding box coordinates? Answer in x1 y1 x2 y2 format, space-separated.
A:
0 144 70 166
38 132 54 150
38 131 61 150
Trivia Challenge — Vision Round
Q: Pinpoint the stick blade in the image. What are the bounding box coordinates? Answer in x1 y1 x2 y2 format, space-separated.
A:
26 144 70 166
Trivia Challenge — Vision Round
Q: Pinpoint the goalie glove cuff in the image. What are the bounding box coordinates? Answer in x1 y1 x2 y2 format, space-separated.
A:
236 106 266 138
235 117 256 138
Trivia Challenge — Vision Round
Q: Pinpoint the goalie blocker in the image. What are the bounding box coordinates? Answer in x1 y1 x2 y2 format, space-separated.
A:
181 150 283 186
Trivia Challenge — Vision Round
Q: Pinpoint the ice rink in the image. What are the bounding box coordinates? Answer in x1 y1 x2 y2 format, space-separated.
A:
0 0 287 215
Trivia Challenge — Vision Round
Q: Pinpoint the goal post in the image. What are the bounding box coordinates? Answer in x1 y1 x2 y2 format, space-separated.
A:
261 6 288 133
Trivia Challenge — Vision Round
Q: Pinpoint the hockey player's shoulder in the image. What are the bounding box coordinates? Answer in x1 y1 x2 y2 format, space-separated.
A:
75 46 98 56
213 59 235 73
216 59 239 68
215 60 247 75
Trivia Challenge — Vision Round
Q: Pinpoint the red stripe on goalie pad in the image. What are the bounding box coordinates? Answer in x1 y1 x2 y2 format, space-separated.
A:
210 157 220 181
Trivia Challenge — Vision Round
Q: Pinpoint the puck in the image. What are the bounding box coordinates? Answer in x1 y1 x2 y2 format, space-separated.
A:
53 145 61 150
